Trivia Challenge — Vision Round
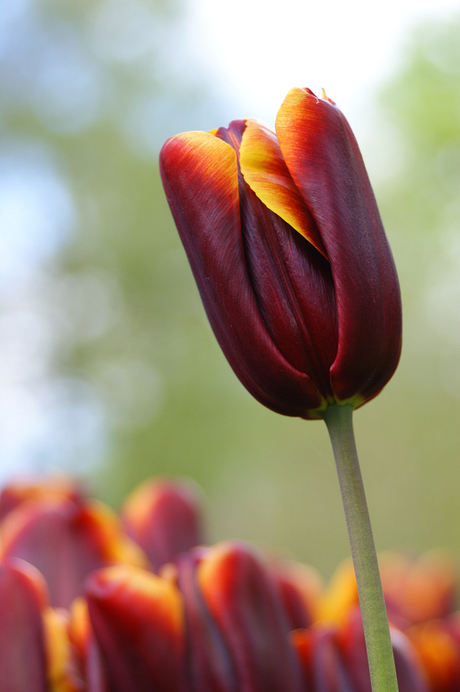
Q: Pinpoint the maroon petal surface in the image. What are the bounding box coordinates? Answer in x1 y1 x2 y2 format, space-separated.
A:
197 541 304 692
178 550 237 692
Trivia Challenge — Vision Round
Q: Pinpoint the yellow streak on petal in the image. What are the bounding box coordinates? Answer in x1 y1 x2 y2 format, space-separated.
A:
239 119 327 259
43 607 79 692
85 500 149 568
168 130 237 178
69 597 91 656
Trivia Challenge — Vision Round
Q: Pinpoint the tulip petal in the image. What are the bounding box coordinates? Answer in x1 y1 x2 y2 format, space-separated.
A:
274 560 324 630
0 559 49 692
292 626 355 692
234 157 339 402
311 629 356 692
215 123 339 404
239 119 328 258
276 88 402 403
160 129 326 417
197 541 304 692
86 565 188 692
122 478 204 571
43 606 82 692
316 559 358 625
69 597 110 692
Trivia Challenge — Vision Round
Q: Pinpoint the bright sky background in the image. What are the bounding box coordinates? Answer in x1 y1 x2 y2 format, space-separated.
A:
185 0 460 128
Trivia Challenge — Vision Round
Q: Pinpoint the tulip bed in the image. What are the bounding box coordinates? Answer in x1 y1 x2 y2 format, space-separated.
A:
0 477 458 692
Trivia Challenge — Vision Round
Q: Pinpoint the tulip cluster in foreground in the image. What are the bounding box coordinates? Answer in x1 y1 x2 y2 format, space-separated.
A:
0 477 458 692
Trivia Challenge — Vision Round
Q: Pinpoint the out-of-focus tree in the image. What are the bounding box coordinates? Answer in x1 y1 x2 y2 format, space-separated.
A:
3 0 460 576
0 0 237 491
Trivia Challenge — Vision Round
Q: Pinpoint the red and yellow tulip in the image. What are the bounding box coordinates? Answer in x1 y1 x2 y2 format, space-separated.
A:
159 88 402 418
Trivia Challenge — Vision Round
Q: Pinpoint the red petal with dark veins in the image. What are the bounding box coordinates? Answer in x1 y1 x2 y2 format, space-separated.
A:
276 88 402 404
236 158 338 403
160 128 326 417
122 479 205 571
177 550 237 692
0 559 49 692
310 628 356 692
197 541 304 692
86 565 189 692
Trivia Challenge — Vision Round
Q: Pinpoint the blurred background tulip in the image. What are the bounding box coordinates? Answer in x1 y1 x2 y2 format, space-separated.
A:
2 0 460 581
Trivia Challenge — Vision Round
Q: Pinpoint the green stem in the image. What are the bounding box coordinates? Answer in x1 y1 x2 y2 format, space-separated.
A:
322 404 399 692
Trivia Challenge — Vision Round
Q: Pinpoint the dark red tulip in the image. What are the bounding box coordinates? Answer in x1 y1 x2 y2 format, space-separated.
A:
160 88 402 418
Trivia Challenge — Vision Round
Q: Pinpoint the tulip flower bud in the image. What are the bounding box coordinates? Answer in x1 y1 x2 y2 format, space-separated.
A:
160 88 402 418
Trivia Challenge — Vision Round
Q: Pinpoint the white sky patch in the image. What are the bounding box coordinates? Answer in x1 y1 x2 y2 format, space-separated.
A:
183 0 460 126
0 148 74 291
